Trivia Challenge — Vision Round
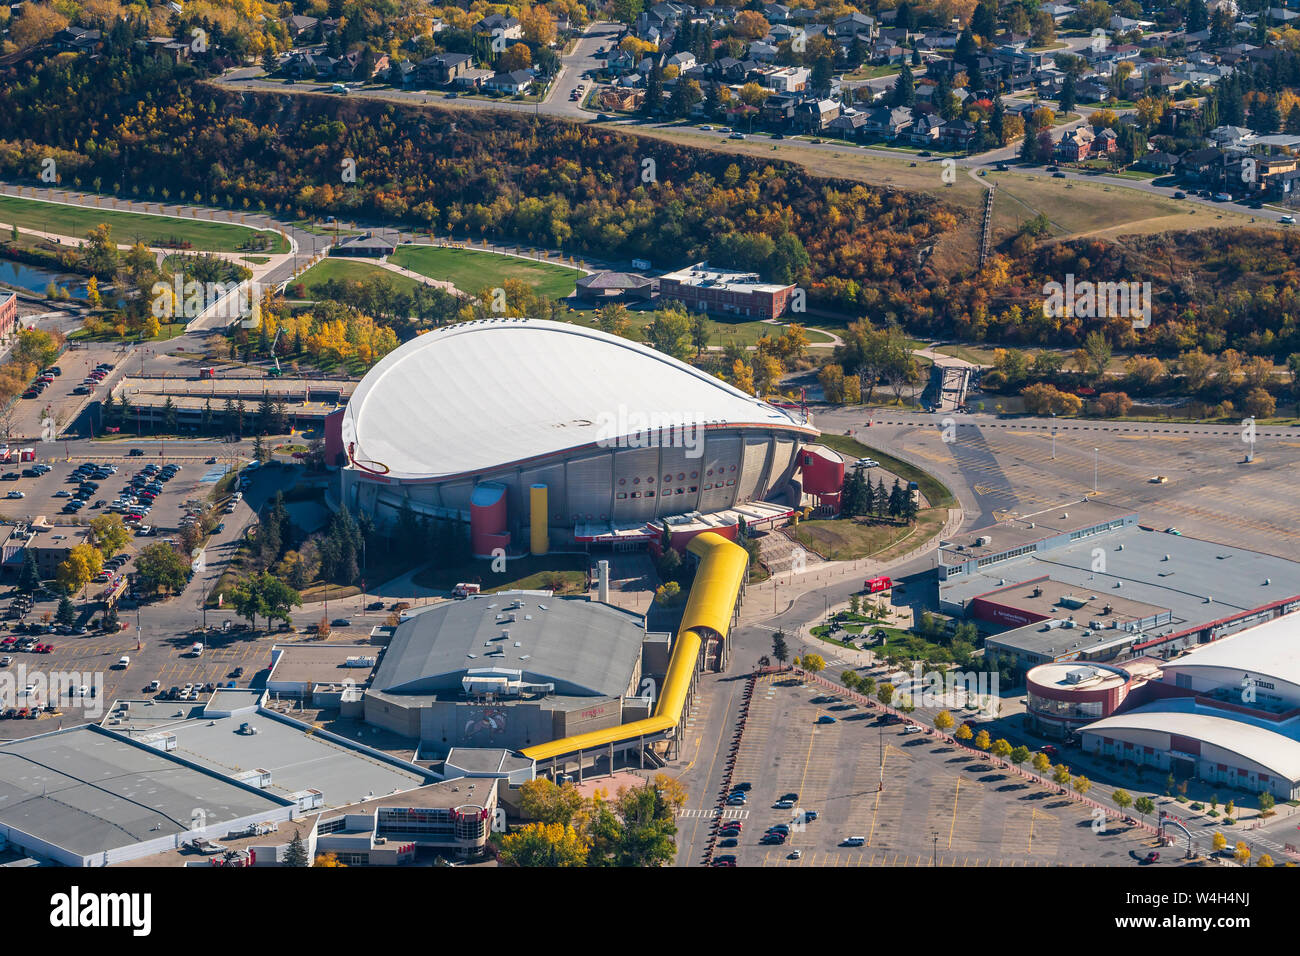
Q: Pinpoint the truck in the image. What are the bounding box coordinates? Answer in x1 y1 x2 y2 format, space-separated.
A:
19 448 35 463
864 575 893 594
190 642 204 657
452 582 481 599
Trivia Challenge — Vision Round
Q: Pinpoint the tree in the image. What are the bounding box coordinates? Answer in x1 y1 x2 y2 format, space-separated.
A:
518 778 585 826
877 682 896 707
1010 745 1031 773
1233 841 1251 865
89 513 131 559
1258 853 1274 867
1259 792 1276 816
17 549 40 594
1032 751 1052 776
974 729 992 754
135 542 191 594
934 710 955 734
1134 796 1155 824
1052 763 1073 787
955 722 973 743
841 669 860 691
284 830 310 866
800 653 826 676
890 61 915 107
1112 789 1133 813
55 595 76 626
1072 775 1092 796
57 544 103 595
991 738 1012 762
1212 831 1227 854
499 816 592 868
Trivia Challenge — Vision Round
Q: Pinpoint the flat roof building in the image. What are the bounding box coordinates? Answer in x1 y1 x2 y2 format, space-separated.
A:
363 591 666 752
0 726 292 866
657 261 796 319
947 522 1300 672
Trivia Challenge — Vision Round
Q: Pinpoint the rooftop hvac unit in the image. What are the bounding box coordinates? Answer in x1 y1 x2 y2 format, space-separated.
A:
344 656 376 667
1062 512 1069 519
977 535 993 546
238 722 258 735
1064 667 1091 684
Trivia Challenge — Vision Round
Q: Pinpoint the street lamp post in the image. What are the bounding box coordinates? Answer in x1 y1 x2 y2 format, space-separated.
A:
1051 412 1056 459
1093 447 1099 495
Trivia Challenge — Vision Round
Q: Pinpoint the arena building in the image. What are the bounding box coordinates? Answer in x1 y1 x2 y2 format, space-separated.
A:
330 318 820 553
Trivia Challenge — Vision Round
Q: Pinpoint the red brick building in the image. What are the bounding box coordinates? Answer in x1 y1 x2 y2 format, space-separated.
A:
0 291 17 338
657 262 796 320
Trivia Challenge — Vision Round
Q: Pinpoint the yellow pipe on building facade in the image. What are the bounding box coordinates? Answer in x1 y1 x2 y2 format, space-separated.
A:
530 484 548 555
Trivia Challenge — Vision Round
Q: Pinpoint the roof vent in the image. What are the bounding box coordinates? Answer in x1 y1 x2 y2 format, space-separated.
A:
1062 512 1069 518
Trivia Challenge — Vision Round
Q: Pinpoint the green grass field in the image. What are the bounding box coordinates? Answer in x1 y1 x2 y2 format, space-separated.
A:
0 194 289 253
815 433 956 508
564 309 836 348
295 257 426 297
390 245 582 300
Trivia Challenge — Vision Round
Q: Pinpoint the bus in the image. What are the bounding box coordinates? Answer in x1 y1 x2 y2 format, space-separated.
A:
865 575 893 594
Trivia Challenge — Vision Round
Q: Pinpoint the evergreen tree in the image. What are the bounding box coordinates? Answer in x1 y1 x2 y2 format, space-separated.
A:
56 595 76 626
1186 0 1209 34
162 396 177 433
990 95 1005 143
257 391 274 434
772 629 789 664
1059 72 1077 115
18 549 40 593
101 392 117 429
223 397 237 435
201 398 213 433
890 61 915 107
888 478 904 518
285 830 310 866
895 1 914 32
973 1 997 41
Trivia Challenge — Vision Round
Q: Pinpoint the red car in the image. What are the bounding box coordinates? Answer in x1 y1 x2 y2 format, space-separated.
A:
1 637 15 647
37 644 52 654
125 513 143 522
1041 745 1059 758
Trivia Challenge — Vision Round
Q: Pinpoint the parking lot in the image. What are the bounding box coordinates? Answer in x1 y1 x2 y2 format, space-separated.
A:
691 674 1170 867
12 344 128 439
0 447 239 536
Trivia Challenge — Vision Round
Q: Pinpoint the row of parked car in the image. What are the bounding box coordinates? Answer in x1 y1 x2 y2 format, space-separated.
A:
21 365 62 400
71 362 114 396
2 461 50 493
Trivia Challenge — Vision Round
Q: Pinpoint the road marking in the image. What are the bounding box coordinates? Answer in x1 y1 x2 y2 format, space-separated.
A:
948 775 962 849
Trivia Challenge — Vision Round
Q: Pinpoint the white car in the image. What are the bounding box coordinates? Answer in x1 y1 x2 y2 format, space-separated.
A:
5 491 23 499
1282 215 1296 224
856 458 879 469
0 656 11 667
700 124 713 130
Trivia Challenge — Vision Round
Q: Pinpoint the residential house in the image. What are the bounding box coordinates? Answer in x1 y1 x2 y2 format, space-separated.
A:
834 12 876 37
906 111 943 144
939 118 979 149
861 105 914 139
1055 126 1096 161
1138 151 1180 173
287 14 319 38
795 98 841 132
415 52 472 86
828 109 871 139
1109 14 1155 31
53 26 101 52
483 69 534 94
668 51 696 72
761 93 800 126
476 14 522 41
766 66 809 93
